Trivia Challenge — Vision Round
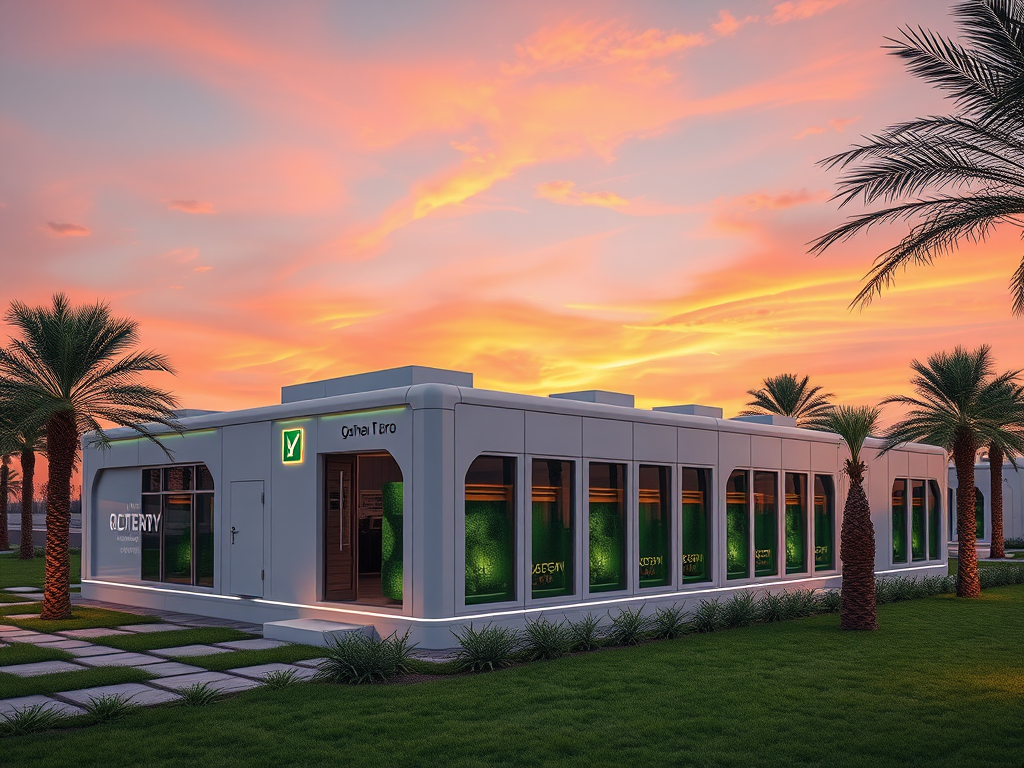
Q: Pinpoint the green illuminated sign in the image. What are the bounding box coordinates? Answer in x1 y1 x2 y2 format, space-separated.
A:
282 428 304 464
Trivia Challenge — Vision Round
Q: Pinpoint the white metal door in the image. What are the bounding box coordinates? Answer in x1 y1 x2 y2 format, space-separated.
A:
229 480 265 597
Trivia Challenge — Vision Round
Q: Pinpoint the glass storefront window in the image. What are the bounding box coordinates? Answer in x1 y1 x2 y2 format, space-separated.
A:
465 456 516 605
785 473 807 575
753 472 778 577
975 487 985 540
589 462 626 593
928 481 941 560
726 470 749 580
681 467 711 583
638 465 670 588
893 479 908 563
814 475 835 571
141 464 215 587
911 480 926 561
532 459 574 599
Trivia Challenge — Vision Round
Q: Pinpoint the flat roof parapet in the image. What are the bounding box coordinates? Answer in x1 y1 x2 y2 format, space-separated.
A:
652 404 724 419
731 414 797 428
282 365 473 404
549 390 634 407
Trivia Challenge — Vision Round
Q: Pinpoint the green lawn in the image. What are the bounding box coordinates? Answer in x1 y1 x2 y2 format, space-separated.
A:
0 607 159 632
4 586 1023 768
0 550 81 589
90 628 255 652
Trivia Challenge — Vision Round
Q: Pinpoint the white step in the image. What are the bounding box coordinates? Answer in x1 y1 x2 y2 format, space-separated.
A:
263 619 375 647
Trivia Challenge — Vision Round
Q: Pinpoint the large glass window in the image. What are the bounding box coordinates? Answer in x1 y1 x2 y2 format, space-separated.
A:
785 473 808 575
928 481 941 560
975 487 985 540
638 465 671 588
140 464 215 586
892 479 908 563
465 456 516 605
911 480 926 561
681 467 711 583
814 475 835 571
531 459 574 599
589 462 626 593
754 472 778 577
726 470 749 580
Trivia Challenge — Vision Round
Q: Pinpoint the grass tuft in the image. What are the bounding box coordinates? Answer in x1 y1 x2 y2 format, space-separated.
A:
452 624 521 673
567 614 603 651
314 630 416 684
606 605 651 646
178 682 220 707
82 693 138 724
691 598 723 633
521 617 572 661
262 669 302 689
0 704 68 738
651 604 687 640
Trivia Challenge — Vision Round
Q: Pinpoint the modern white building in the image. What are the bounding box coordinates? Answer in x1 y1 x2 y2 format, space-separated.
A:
948 459 1024 553
82 366 948 648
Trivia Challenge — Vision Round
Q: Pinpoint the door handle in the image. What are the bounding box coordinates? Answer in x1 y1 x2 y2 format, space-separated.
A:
231 526 238 544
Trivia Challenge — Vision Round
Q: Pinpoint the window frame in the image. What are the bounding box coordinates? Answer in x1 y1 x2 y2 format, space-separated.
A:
139 463 216 588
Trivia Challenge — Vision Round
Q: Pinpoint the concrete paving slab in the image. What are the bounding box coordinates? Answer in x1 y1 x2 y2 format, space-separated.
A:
0 695 86 718
15 593 45 601
19 633 69 644
0 631 39 641
150 644 231 658
4 614 39 620
34 639 94 651
149 670 262 694
0 660 86 677
214 638 287 651
227 663 317 681
291 658 327 669
3 587 40 593
116 623 192 634
142 661 207 677
57 683 181 708
59 628 131 639
75 652 163 668
66 644 124 658
0 625 37 636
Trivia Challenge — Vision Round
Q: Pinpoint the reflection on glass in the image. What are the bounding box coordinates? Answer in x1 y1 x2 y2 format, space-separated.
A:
928 481 941 560
142 469 161 493
726 470 749 580
785 473 807 574
465 456 516 605
195 465 215 491
532 459 574 599
195 494 215 587
975 487 985 540
164 466 193 492
163 495 192 584
589 462 626 593
893 479 908 563
754 472 778 577
141 495 161 581
814 475 835 571
638 465 670 588
681 467 711 583
911 480 926 561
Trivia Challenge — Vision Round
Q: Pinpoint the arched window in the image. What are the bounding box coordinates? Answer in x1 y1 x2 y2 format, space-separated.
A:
975 487 985 541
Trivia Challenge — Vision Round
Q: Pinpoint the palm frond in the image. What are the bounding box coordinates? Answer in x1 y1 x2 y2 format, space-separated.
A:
741 373 835 427
821 405 882 466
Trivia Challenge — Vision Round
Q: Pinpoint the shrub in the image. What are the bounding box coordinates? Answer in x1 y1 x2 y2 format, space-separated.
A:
567 614 603 651
452 624 521 673
781 589 820 619
756 591 787 623
178 682 220 706
691 598 723 633
0 704 68 737
722 592 757 628
978 564 1024 589
651 605 687 639
522 617 572 661
606 605 651 646
816 589 842 614
263 669 301 689
1004 537 1024 549
315 630 416 684
82 693 138 723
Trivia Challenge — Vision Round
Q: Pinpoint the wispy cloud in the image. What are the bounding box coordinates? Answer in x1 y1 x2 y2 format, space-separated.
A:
46 222 90 237
535 180 629 209
712 10 759 37
793 116 859 140
769 0 850 25
166 199 216 214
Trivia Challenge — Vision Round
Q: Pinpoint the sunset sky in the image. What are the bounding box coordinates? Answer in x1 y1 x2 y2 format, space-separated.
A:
1 0 1019 424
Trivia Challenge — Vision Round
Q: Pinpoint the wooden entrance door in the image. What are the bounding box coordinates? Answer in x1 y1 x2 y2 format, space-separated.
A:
324 456 357 601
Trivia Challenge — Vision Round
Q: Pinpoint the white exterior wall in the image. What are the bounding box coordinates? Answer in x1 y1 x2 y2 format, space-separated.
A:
949 462 1024 543
82 383 948 649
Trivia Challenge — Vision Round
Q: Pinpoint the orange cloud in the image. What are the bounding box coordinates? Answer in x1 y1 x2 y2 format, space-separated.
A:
769 0 849 24
741 189 824 210
712 10 759 37
46 222 90 237
167 199 216 214
535 180 629 209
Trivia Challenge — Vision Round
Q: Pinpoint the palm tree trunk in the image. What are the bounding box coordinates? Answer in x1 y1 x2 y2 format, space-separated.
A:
0 461 8 552
40 412 75 620
989 443 1005 559
953 433 981 597
19 448 34 560
840 461 877 630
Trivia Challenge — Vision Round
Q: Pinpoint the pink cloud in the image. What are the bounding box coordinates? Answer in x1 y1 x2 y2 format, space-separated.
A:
769 0 850 25
45 221 90 237
793 116 859 139
166 199 216 214
712 10 759 37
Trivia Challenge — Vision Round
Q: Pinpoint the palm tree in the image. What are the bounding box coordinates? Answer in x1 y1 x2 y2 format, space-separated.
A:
13 423 45 560
880 346 1024 596
810 1 1024 314
742 373 835 428
0 294 181 620
823 405 882 630
981 380 1024 558
0 452 10 552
